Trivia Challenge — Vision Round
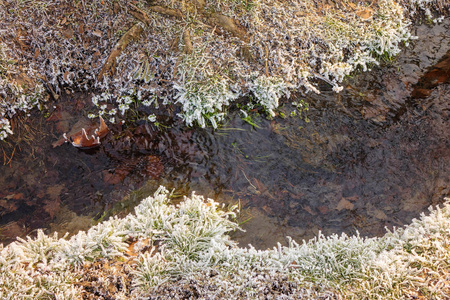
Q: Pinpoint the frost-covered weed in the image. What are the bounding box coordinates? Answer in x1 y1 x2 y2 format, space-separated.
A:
162 195 237 260
0 43 45 140
1 188 449 298
13 230 62 269
57 218 128 265
132 248 170 290
0 231 80 299
249 75 290 117
368 0 415 57
126 197 450 298
277 233 381 285
0 117 13 140
127 188 240 285
174 48 239 128
2 0 440 138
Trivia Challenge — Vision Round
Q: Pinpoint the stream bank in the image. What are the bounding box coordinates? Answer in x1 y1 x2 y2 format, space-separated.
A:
1 19 449 250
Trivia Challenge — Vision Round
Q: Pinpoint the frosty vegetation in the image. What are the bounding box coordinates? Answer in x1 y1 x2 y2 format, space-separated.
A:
0 0 449 139
1 187 449 299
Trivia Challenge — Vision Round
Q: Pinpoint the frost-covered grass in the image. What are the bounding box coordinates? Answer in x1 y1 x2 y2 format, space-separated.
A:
0 43 45 140
1 187 449 299
173 46 239 128
406 0 449 20
1 0 448 138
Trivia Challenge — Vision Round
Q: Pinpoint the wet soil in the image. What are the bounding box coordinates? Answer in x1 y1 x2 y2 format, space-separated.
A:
0 20 449 249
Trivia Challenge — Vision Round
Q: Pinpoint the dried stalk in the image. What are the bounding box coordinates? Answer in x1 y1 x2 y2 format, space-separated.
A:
183 29 193 54
208 13 249 42
97 23 144 81
149 5 183 19
128 4 151 26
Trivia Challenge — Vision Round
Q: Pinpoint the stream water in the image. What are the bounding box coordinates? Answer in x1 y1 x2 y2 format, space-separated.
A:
1 20 449 249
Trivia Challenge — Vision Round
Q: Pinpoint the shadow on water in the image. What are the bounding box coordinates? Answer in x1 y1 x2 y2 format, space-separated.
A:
0 20 449 249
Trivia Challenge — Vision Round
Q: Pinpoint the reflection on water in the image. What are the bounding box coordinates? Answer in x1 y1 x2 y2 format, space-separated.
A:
1 20 449 249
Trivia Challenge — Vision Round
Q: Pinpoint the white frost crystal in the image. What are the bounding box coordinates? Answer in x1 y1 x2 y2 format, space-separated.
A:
0 117 13 140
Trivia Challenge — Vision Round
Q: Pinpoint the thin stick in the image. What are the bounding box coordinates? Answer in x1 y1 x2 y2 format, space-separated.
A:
6 146 16 166
241 170 257 190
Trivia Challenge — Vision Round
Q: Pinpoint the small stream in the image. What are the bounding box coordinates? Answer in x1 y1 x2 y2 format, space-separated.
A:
1 20 449 249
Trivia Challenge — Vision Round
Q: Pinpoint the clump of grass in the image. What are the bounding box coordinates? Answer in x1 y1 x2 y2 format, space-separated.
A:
1 187 449 299
173 46 239 128
249 74 290 117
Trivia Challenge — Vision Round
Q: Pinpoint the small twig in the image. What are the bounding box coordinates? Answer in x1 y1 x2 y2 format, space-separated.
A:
241 170 257 191
128 4 151 26
98 23 144 81
38 76 59 100
149 5 183 19
172 57 181 78
5 145 16 166
264 44 269 77
208 13 249 42
312 71 334 86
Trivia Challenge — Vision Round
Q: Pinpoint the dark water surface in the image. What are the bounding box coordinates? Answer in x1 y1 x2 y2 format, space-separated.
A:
1 20 449 249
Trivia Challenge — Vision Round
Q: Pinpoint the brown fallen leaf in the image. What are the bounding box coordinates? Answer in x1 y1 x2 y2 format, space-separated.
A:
126 238 151 257
262 205 274 215
336 198 354 211
92 29 103 38
357 8 374 20
33 48 40 59
374 209 388 220
318 206 329 214
78 23 85 34
62 27 73 39
43 198 61 219
0 199 18 214
0 221 27 241
303 205 317 216
12 193 24 200
252 178 275 199
103 167 130 185
144 156 164 178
